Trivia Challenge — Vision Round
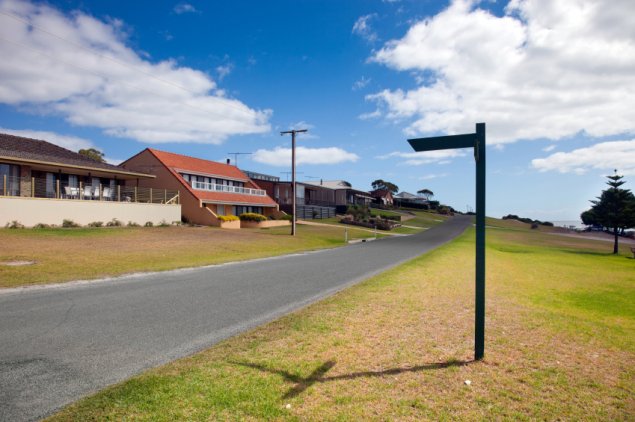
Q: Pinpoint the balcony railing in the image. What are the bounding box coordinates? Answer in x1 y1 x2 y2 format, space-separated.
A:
191 181 266 197
0 175 179 205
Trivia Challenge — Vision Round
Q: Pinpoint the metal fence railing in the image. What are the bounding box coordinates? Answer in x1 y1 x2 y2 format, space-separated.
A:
191 181 267 197
0 175 179 205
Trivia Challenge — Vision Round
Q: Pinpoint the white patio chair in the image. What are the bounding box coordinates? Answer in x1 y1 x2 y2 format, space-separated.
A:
93 186 101 199
83 185 93 200
102 187 111 201
70 187 79 198
63 186 72 199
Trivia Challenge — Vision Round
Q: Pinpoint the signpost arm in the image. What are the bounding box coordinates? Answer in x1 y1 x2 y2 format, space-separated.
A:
475 123 486 360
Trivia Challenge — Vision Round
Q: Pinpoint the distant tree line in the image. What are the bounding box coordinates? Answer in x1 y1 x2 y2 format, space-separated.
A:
502 214 554 227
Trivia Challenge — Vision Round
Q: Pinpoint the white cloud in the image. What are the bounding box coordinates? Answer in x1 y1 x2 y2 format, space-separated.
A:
216 63 233 80
352 76 371 91
0 127 94 151
368 0 635 145
173 3 198 14
352 14 378 42
542 144 557 152
358 110 381 120
252 146 359 167
531 139 635 175
419 173 449 180
0 0 270 144
378 149 465 165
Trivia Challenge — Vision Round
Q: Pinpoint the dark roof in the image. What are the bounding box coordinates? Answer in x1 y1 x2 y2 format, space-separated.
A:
0 132 142 174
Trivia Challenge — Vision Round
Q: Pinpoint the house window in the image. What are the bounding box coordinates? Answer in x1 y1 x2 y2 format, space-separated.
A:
0 163 20 196
217 204 225 215
235 206 263 215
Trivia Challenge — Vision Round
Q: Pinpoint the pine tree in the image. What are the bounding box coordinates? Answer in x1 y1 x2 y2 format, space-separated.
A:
581 171 635 254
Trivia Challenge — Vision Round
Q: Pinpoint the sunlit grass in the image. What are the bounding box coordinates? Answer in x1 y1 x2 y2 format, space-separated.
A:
48 223 635 421
0 224 377 288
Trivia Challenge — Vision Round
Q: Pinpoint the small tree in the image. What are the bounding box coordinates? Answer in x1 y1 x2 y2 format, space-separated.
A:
581 171 635 254
78 148 106 163
417 188 434 200
371 179 399 194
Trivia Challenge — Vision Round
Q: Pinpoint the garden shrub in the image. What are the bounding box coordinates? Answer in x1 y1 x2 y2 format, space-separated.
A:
127 221 140 227
106 218 122 227
238 213 267 222
87 221 103 227
157 220 170 227
6 220 25 229
144 221 154 227
218 214 239 222
33 223 50 229
62 219 79 228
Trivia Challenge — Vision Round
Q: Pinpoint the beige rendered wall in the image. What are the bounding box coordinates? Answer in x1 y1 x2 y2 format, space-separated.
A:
0 197 181 227
121 150 217 226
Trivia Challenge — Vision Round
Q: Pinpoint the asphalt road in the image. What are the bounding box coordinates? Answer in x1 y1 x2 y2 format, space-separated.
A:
0 216 470 421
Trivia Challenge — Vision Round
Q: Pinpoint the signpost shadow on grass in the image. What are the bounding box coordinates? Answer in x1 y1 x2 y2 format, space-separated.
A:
408 122 486 360
231 359 473 399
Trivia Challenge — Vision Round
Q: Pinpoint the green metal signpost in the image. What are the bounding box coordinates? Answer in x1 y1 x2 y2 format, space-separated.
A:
408 122 486 360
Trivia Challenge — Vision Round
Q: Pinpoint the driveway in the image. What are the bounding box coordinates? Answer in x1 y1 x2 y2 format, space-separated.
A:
0 215 471 421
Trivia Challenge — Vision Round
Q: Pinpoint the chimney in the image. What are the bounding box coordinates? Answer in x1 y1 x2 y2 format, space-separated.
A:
226 158 231 165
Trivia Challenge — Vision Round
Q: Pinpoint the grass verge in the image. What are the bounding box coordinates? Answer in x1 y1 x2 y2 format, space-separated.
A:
48 222 634 420
0 224 377 288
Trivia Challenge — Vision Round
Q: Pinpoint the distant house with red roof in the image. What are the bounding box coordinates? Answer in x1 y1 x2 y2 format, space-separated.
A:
370 189 394 206
120 148 279 227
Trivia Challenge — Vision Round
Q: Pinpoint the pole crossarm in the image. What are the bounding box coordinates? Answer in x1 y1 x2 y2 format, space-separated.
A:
408 133 476 152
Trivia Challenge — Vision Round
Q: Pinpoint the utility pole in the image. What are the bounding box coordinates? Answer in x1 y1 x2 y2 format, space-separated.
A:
280 128 308 236
227 152 252 168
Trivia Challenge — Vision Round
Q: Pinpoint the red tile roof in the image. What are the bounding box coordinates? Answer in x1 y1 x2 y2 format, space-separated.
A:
149 148 248 180
147 148 277 207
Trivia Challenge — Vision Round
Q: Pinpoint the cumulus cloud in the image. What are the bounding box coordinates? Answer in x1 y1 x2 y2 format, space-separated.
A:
352 14 378 42
0 0 270 144
173 3 198 14
0 128 94 151
531 139 635 175
378 150 465 165
252 146 359 167
367 0 635 145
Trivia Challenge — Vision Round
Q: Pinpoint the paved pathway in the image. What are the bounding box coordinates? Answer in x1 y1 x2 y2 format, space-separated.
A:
0 216 471 421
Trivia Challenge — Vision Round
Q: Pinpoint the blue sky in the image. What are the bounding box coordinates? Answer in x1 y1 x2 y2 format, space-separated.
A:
1 0 634 221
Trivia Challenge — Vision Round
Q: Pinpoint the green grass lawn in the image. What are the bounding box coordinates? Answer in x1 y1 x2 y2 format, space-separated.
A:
48 221 635 421
0 224 378 288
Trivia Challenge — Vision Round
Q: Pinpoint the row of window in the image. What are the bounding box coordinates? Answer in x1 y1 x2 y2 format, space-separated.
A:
215 204 263 216
181 173 244 188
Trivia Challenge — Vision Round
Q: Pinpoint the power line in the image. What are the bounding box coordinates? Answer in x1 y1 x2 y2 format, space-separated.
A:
0 10 262 119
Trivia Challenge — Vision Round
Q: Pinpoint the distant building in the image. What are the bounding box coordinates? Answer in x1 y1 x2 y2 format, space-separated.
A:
0 133 180 227
121 149 278 226
394 191 428 207
370 189 394 206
